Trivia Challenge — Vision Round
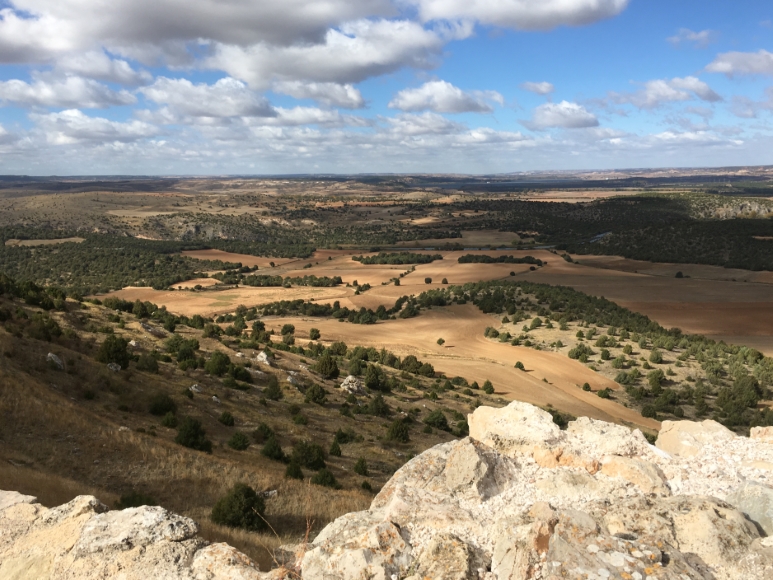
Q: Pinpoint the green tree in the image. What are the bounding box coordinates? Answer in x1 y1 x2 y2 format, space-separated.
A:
136 353 159 373
367 393 390 417
386 419 409 443
285 461 304 480
175 418 212 453
649 349 663 364
210 483 266 531
329 440 342 457
311 468 339 488
252 422 274 443
305 384 327 405
261 437 285 462
228 432 250 450
309 328 321 340
291 441 326 470
149 393 176 416
354 457 369 476
96 335 130 369
424 409 450 431
315 352 340 380
482 380 494 395
264 375 283 400
205 351 230 376
218 411 235 426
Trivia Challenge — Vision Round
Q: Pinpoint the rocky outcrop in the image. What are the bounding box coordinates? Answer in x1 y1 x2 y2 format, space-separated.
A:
5 401 773 579
0 491 286 579
293 402 773 579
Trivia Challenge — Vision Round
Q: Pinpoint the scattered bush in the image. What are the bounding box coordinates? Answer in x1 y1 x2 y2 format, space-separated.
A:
309 328 321 340
96 335 130 369
311 468 340 488
285 461 304 480
205 351 231 376
261 437 285 462
305 384 327 405
218 411 235 426
264 375 283 400
175 418 212 453
210 483 266 531
136 353 159 373
329 440 342 457
292 441 326 470
228 432 250 450
386 419 410 443
149 393 176 416
252 422 275 443
354 457 369 476
424 409 450 431
161 412 178 428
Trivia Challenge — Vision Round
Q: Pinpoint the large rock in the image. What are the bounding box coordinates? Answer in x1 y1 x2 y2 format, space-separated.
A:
292 403 773 580
340 375 365 395
656 419 736 457
0 491 275 579
728 480 773 535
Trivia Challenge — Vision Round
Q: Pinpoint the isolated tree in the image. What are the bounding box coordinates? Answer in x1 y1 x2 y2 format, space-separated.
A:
96 335 130 369
210 483 266 531
424 409 449 431
482 380 494 395
228 432 250 450
264 375 283 400
205 351 230 376
305 384 327 405
386 419 410 443
329 440 342 457
285 460 304 480
261 436 285 462
309 328 321 340
175 418 212 453
354 457 369 476
315 352 340 380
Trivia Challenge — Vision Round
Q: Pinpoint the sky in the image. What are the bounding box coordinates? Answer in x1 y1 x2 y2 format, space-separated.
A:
0 0 771 175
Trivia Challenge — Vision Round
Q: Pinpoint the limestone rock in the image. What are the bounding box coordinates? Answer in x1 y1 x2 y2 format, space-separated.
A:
107 362 121 372
468 400 564 456
46 352 64 370
0 490 273 580
728 480 773 535
256 351 274 366
656 419 736 457
752 426 773 444
340 375 365 395
600 455 670 495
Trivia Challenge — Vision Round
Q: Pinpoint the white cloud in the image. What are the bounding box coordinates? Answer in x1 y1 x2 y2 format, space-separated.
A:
253 107 372 128
388 80 502 113
706 50 773 77
0 0 393 64
407 0 629 30
272 81 365 109
667 28 717 49
520 81 554 95
386 112 465 135
729 89 773 119
522 100 598 130
0 75 135 108
609 76 722 109
140 77 275 118
31 109 160 144
206 20 461 88
56 51 151 86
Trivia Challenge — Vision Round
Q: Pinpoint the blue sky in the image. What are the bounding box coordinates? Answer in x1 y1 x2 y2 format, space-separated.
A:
0 0 770 174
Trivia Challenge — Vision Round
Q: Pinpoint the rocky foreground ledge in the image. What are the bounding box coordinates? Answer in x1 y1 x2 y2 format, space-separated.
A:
4 403 773 579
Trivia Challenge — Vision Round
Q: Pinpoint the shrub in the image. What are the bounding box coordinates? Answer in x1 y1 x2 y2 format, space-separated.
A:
515 361 525 370
285 461 304 480
649 349 663 364
482 380 494 395
210 483 266 531
424 277 432 284
367 394 390 417
218 412 235 426
386 419 410 443
175 418 212 453
329 440 342 457
354 457 369 476
641 405 657 419
264 375 283 400
361 480 373 492
600 349 610 361
96 335 130 369
311 468 340 488
252 422 274 443
115 491 157 509
292 441 326 470
305 384 327 405
205 351 231 376
424 409 450 431
281 323 295 336
334 428 359 444
228 432 250 450
315 352 340 380
309 328 321 340
161 412 178 428
441 278 448 284
582 383 591 391
437 338 445 346
149 393 176 416
293 414 308 425
597 389 611 399
261 437 285 462
136 353 159 373
288 403 301 416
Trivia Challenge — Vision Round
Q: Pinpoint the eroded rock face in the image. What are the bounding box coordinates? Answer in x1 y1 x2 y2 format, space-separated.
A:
0 492 277 579
292 401 773 580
